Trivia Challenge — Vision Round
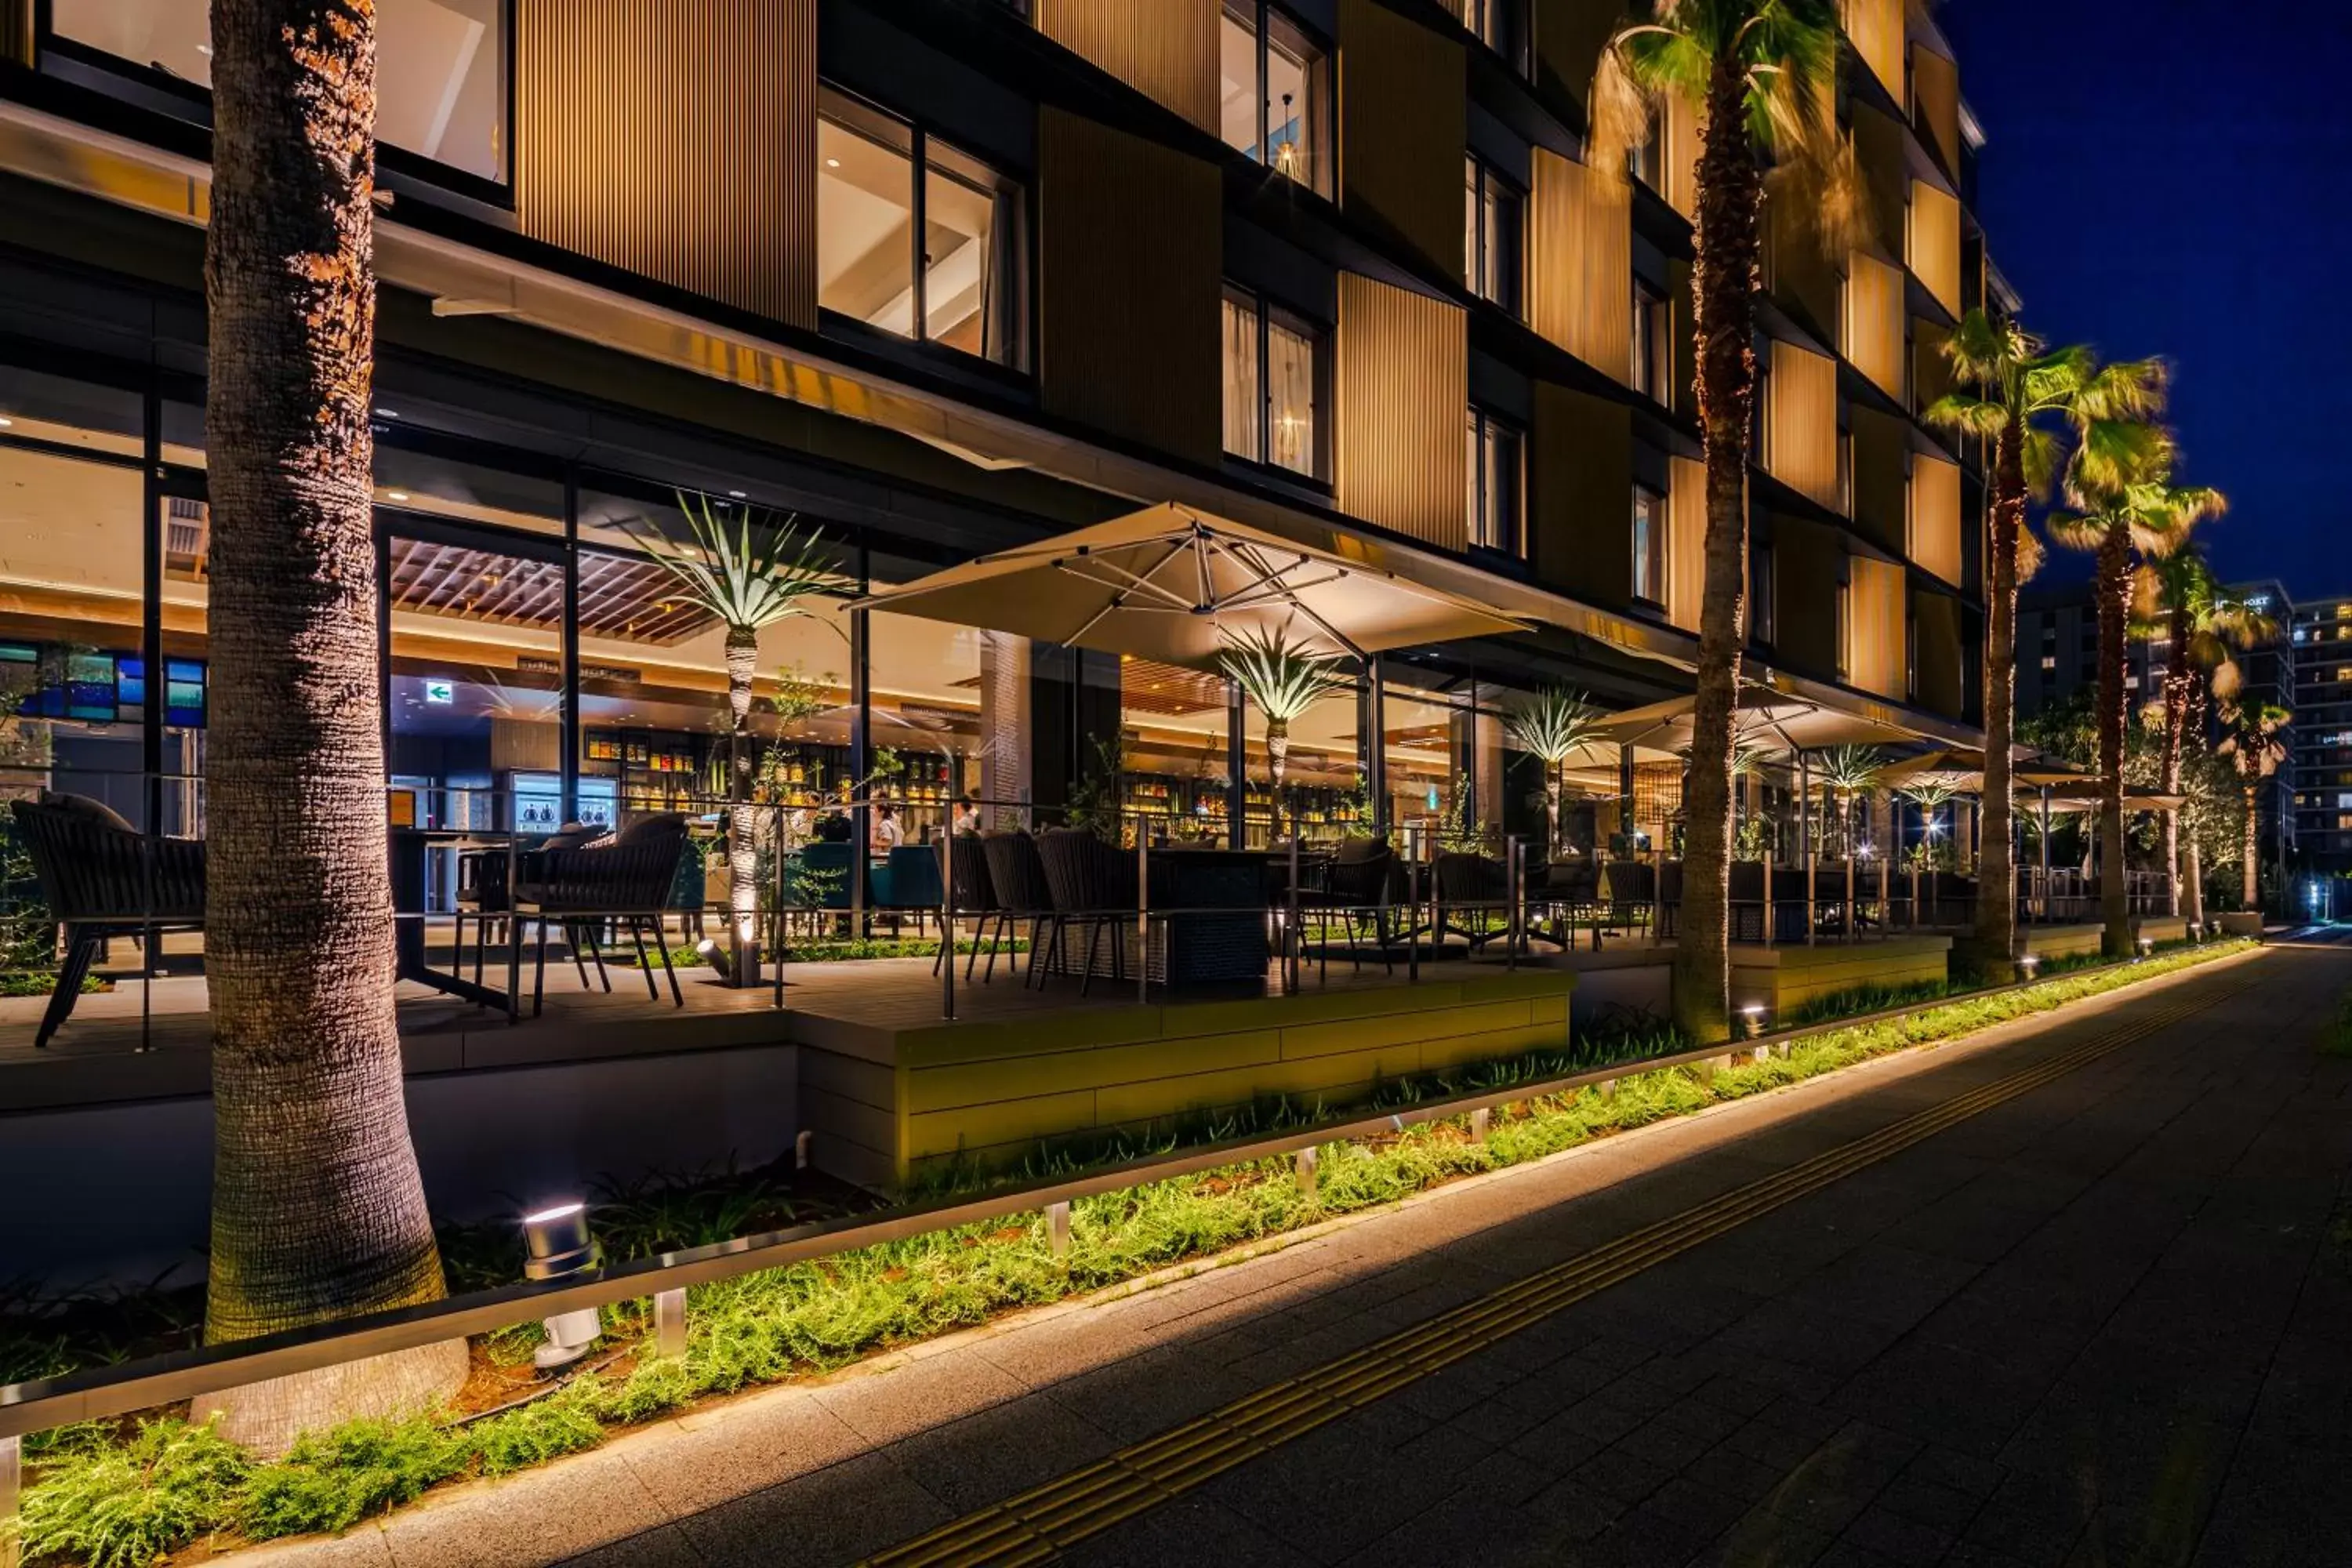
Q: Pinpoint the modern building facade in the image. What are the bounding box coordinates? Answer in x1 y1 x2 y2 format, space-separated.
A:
2291 593 2352 877
0 0 1987 858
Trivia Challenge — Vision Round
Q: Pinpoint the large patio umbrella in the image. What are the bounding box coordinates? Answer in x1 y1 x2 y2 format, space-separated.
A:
1592 684 1922 762
1878 749 2092 793
851 503 1526 664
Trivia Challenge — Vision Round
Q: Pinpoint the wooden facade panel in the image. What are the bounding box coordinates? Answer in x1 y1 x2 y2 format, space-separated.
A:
1530 148 1632 383
1665 456 1708 633
1853 106 1906 256
516 0 815 328
1911 45 1962 173
1842 0 1903 103
1336 274 1468 550
1668 257 1697 420
1530 382 1632 607
0 0 28 65
1038 109 1224 466
1773 514 1844 679
1035 0 1218 133
1845 250 1906 401
1914 316 1955 412
1849 405 1908 553
1911 587 1964 717
1767 181 1842 342
1531 0 1619 117
1911 452 1964 586
1910 180 1962 318
1338 0 1465 279
1849 554 1906 699
1662 89 1699 219
1767 339 1840 511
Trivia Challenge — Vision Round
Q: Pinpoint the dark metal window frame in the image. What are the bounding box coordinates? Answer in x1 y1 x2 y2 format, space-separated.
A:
1467 405 1524 557
1223 0 1334 198
1464 154 1524 318
1222 282 1330 486
1630 484 1667 608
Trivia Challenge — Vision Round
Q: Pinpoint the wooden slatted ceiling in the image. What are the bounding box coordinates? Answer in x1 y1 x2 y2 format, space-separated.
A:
1034 0 1218 133
1335 274 1468 551
515 0 816 329
387 539 714 644
1845 251 1907 401
1909 181 1963 318
1119 658 1228 717
1530 148 1632 383
1910 452 1964 586
1767 340 1840 512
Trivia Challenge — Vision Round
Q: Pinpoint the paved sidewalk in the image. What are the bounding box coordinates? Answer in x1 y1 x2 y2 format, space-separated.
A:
236 938 2349 1567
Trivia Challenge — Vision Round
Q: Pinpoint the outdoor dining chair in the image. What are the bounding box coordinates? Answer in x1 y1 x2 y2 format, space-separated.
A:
510 812 691 1014
1034 828 1139 996
9 793 205 1047
981 829 1053 985
933 833 1002 982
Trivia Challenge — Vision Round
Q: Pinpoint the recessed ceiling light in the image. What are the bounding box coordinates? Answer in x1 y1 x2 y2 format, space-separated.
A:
728 489 746 499
375 408 398 418
826 158 840 169
0 416 12 427
387 490 408 501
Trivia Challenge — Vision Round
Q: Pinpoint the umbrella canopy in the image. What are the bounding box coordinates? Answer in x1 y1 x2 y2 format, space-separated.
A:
1879 750 2092 794
1592 684 1922 762
2027 786 2186 814
851 503 1525 665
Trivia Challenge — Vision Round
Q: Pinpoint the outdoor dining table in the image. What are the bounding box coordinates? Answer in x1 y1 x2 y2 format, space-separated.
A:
388 826 512 1009
1146 847 1275 988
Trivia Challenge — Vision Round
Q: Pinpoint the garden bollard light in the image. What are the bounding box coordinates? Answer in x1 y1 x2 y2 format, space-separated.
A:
1296 1146 1319 1200
1469 1107 1490 1142
795 1130 813 1171
1752 1044 1769 1064
1599 1079 1616 1102
523 1201 605 1373
1047 1200 1071 1261
655 1289 688 1359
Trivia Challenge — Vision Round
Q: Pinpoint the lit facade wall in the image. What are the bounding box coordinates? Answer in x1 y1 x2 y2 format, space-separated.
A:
1849 554 1907 700
1842 0 1904 103
1910 181 1963 318
1844 251 1907 402
1666 456 1708 633
1909 454 1965 587
1337 0 1465 280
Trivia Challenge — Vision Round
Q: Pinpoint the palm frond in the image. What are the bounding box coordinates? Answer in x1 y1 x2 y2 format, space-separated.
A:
1219 624 1348 724
2071 357 2169 423
2042 510 2107 555
1814 743 1885 795
1919 393 2007 439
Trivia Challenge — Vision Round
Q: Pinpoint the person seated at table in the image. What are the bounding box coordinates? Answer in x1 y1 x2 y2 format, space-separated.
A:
814 810 854 844
871 801 904 852
952 794 981 835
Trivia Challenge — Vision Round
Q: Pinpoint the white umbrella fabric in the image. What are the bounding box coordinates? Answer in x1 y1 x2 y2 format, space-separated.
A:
851 503 1525 664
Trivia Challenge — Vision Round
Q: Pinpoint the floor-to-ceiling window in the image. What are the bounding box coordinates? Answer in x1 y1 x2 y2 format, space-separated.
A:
1218 2 1332 198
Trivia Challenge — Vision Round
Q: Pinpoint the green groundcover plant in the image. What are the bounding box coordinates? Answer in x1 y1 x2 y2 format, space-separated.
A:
10 939 2253 1566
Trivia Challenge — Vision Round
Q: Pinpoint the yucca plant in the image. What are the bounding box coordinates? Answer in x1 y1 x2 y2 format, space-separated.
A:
1898 780 1958 873
630 494 836 982
1504 686 1603 853
1220 626 1348 832
1814 744 1884 862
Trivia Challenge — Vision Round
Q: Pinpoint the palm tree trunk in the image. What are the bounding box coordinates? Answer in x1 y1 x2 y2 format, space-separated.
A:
1671 47 1762 1044
2241 784 2259 909
1268 719 1290 835
2096 527 2132 956
200 0 462 1454
2156 603 2192 918
1969 416 2025 978
726 625 759 983
1545 776 1562 855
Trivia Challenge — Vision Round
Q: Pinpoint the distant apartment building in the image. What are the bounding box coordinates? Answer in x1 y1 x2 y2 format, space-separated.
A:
2291 594 2352 875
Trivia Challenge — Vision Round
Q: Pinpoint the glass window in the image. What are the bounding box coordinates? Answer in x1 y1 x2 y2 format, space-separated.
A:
1221 287 1323 481
1632 280 1670 401
1457 0 1525 72
1835 574 1853 680
1465 157 1523 314
1466 409 1523 555
1750 542 1776 646
1218 2 1332 198
818 90 1028 370
1632 487 1665 605
48 0 510 183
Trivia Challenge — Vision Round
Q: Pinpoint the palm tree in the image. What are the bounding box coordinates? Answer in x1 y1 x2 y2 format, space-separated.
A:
201 0 464 1451
2216 698 2289 913
1814 744 1883 860
1594 0 1842 1041
1922 313 2167 977
1504 686 1604 853
2049 441 2225 955
632 495 833 983
2133 552 2274 926
1220 626 1348 834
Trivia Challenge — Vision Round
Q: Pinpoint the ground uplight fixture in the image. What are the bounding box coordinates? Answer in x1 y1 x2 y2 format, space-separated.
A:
521 1200 605 1373
695 935 732 978
1740 1002 1767 1038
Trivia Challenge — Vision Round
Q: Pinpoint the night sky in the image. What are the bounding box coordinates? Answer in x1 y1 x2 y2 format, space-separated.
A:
1939 0 2352 598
